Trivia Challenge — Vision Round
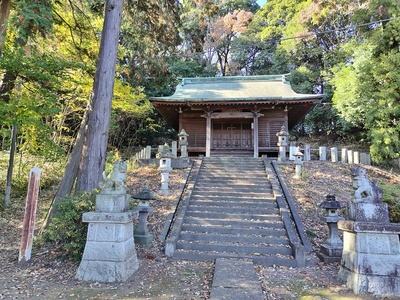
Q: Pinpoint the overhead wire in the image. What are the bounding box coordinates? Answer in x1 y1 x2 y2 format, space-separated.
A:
279 16 400 41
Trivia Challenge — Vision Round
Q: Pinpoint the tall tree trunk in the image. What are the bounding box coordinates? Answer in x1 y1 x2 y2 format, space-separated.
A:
41 109 89 231
4 124 16 208
0 0 11 55
75 0 123 193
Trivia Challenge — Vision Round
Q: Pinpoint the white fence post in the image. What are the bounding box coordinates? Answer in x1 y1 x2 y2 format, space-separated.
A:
354 151 360 164
331 147 338 162
347 150 354 164
304 145 311 161
319 146 326 161
341 148 347 163
145 146 152 159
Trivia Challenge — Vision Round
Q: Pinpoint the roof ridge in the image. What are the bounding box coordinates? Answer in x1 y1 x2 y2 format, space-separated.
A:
181 75 288 86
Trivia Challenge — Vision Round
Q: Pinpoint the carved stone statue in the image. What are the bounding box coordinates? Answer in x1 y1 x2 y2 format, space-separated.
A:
98 160 127 194
351 166 382 203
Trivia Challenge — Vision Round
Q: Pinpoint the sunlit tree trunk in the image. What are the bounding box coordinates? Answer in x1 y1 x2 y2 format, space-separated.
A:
0 0 11 55
75 0 123 193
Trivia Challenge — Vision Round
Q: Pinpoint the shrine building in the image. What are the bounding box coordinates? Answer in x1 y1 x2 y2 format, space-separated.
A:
150 75 323 157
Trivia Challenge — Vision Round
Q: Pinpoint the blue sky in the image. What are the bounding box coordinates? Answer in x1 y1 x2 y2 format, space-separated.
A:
257 0 267 7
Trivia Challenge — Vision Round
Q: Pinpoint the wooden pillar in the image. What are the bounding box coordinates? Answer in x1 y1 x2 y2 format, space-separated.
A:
19 167 41 264
206 112 211 157
253 112 259 158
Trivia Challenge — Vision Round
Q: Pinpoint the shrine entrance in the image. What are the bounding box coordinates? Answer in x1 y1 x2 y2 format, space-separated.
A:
212 121 252 149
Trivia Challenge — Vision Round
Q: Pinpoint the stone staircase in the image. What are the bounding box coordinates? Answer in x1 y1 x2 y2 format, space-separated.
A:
165 157 306 267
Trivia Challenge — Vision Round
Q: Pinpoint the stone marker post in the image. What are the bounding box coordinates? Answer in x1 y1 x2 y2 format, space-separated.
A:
317 194 344 262
178 129 189 158
347 150 353 164
19 166 41 264
171 141 177 158
353 151 360 164
276 125 289 162
319 146 326 161
338 166 400 296
331 147 338 162
341 148 348 163
304 144 311 161
289 141 296 161
76 161 139 283
157 143 174 195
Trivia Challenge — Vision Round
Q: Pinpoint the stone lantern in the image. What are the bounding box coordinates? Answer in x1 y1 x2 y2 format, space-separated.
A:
317 193 344 262
178 129 189 158
276 126 289 161
156 143 174 195
293 147 304 179
132 186 156 246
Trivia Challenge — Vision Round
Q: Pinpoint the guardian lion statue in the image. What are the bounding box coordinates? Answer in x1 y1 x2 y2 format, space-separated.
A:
351 166 382 203
98 160 127 194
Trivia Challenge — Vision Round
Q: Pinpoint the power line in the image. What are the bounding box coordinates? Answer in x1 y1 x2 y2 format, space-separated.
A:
280 16 400 41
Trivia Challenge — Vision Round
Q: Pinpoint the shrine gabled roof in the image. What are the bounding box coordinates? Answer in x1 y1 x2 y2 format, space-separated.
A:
149 75 323 103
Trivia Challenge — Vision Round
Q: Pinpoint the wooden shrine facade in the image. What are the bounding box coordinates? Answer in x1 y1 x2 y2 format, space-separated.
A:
150 75 323 157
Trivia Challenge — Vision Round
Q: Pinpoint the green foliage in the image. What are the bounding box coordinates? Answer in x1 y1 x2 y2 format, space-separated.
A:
0 151 64 197
380 181 400 223
41 192 95 261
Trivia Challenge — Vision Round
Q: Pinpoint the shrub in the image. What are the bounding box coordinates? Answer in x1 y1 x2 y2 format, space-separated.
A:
380 181 400 223
41 192 95 261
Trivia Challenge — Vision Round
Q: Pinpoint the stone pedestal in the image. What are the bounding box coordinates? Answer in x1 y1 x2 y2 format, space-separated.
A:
338 220 400 296
76 193 139 282
338 166 400 296
318 216 344 263
134 205 154 246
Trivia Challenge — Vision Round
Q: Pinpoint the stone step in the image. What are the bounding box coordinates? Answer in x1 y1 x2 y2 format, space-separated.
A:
183 218 285 229
186 205 280 215
190 195 276 202
172 251 297 267
185 211 281 221
179 232 290 245
180 224 287 236
175 240 293 256
188 199 278 209
200 167 264 172
190 191 274 198
194 181 270 187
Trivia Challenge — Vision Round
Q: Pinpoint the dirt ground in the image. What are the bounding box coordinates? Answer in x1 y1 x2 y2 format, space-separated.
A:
1 160 399 299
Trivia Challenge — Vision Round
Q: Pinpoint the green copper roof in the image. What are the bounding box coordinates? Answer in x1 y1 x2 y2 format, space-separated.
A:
151 75 322 102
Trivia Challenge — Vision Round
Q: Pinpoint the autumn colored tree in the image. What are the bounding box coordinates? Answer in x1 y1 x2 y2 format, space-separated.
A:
205 9 253 75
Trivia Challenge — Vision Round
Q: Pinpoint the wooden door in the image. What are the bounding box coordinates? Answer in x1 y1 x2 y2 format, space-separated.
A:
212 122 252 149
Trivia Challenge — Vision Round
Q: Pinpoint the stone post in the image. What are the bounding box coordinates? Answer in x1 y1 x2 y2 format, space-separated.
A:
145 145 152 159
341 148 348 163
76 161 139 283
303 145 311 161
178 129 189 158
317 194 344 263
319 146 326 161
331 147 338 162
293 148 304 179
338 166 400 296
347 150 353 164
289 142 296 161
157 143 174 195
353 151 360 164
171 141 177 158
276 125 289 162
132 187 157 247
360 153 371 165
